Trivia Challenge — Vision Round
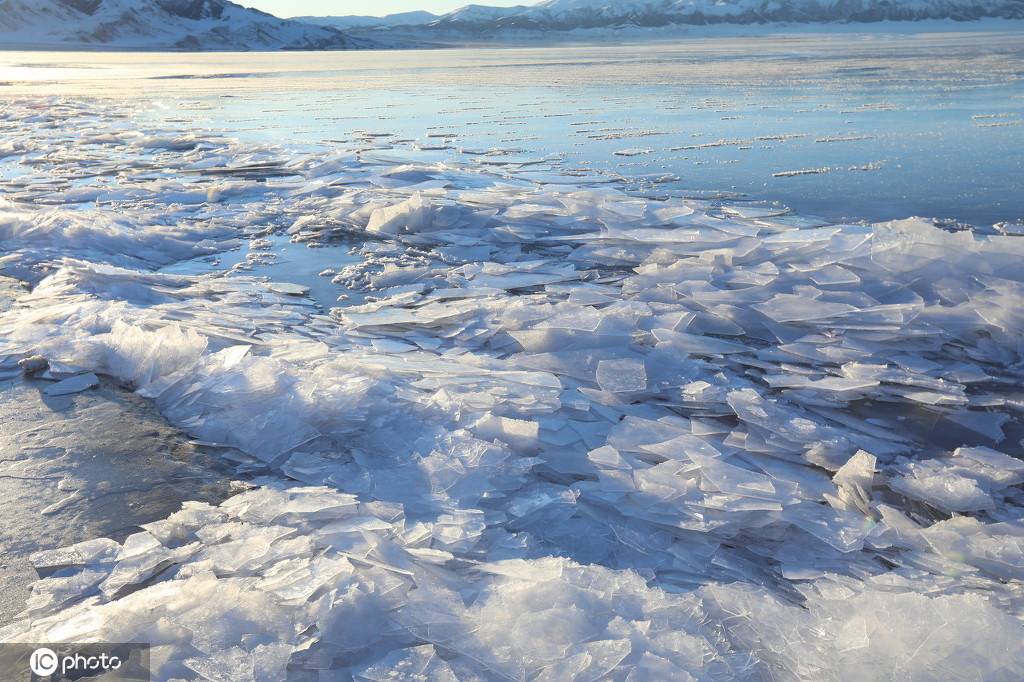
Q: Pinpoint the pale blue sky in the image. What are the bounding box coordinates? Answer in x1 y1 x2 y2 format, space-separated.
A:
243 0 526 18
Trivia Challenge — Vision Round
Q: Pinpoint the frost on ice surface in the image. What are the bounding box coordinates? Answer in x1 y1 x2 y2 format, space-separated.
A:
1 99 1023 680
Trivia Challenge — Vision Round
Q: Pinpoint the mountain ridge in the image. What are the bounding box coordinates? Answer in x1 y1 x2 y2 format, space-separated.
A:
1 0 1021 50
328 0 1024 37
0 0 385 50
294 10 438 30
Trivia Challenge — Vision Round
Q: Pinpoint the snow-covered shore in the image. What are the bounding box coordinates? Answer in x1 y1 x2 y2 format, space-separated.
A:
1 98 1023 680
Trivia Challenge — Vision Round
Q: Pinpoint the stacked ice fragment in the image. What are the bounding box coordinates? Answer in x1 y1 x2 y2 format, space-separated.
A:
1 98 1023 680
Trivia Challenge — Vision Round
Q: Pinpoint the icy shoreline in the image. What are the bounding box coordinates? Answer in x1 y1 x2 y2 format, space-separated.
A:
1 98 1023 680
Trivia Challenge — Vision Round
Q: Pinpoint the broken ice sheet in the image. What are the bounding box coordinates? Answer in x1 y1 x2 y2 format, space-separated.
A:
42 372 99 395
691 453 795 502
3 98 1024 681
753 293 859 323
595 357 647 393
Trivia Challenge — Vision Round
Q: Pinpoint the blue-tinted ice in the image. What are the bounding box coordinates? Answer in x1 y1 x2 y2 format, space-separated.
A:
0 42 1023 681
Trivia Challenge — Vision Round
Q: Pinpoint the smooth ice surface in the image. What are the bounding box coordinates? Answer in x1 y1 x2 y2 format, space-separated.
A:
0 377 234 623
0 96 1023 681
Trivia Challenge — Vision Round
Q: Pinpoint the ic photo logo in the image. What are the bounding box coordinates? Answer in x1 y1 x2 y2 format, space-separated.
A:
0 642 150 681
29 648 58 677
29 646 124 678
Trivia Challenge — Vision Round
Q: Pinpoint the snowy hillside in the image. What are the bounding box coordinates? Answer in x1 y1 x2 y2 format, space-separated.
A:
4 0 1020 50
0 0 381 50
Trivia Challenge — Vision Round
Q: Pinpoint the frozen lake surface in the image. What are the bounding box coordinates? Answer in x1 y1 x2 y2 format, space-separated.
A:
2 31 1023 227
1 30 1023 681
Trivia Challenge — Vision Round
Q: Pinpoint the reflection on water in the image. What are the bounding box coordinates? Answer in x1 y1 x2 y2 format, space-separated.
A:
1 32 1022 225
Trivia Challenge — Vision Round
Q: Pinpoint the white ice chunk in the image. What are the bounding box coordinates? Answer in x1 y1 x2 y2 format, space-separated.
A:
366 192 430 235
596 358 647 393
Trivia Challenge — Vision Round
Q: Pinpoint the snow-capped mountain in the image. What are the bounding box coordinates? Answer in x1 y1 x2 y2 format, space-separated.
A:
318 0 1023 38
0 0 382 50
295 10 438 30
438 3 531 27
2 0 1020 51
428 0 1024 32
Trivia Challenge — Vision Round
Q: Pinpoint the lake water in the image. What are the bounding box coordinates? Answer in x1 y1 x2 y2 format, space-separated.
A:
2 30 1022 227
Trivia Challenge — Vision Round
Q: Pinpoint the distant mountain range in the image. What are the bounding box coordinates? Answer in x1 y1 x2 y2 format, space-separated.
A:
339 0 1024 35
0 0 1021 50
0 0 384 49
294 10 439 31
